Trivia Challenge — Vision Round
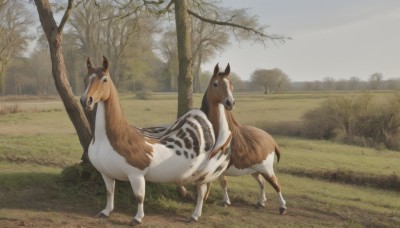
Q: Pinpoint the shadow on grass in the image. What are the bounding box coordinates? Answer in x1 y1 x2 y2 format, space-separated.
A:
0 171 193 219
1 172 399 227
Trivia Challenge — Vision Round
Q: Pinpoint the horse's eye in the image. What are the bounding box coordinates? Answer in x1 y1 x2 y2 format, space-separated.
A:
102 77 108 83
213 82 218 87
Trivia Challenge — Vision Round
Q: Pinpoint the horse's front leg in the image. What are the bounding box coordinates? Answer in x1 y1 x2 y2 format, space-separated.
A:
128 175 146 225
190 183 208 222
97 174 115 217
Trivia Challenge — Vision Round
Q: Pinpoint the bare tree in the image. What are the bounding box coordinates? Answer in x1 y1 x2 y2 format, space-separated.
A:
0 1 33 95
369 72 383 90
69 0 102 61
28 49 54 95
323 77 336 91
70 0 159 88
34 0 93 161
251 68 290 94
159 30 179 91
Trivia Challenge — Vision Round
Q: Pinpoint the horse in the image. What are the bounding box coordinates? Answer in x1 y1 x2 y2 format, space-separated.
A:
172 64 287 214
200 69 287 214
80 56 235 225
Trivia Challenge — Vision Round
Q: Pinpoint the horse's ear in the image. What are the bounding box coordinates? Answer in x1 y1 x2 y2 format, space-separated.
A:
224 63 230 76
87 57 94 71
213 63 219 76
102 56 109 71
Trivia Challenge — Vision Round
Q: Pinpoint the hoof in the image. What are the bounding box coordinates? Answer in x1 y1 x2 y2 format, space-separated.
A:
221 201 231 208
131 219 141 226
95 212 108 218
255 202 265 209
279 207 287 215
187 217 197 223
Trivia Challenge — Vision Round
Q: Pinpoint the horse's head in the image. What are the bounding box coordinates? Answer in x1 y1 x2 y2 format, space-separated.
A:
207 63 235 110
80 56 112 110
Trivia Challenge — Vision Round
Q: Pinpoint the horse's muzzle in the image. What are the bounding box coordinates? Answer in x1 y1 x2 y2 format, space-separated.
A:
80 96 94 110
224 98 235 111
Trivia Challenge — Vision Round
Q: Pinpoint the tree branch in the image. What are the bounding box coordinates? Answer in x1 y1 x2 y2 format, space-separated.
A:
58 0 75 33
187 8 288 43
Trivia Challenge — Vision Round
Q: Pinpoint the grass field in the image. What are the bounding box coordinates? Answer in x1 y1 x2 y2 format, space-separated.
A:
1 91 399 227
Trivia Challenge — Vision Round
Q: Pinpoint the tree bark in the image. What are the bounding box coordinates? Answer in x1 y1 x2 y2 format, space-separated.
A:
174 0 193 118
34 0 92 162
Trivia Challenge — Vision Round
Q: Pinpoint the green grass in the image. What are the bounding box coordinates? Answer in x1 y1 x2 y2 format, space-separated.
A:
1 91 400 227
277 137 400 176
0 134 81 167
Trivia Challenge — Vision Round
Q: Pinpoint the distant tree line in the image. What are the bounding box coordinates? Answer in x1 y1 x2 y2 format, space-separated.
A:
291 73 400 91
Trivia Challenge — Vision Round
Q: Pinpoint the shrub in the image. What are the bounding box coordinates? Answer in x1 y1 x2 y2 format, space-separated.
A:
134 77 156 100
136 89 152 100
302 105 337 139
301 92 400 150
0 104 20 115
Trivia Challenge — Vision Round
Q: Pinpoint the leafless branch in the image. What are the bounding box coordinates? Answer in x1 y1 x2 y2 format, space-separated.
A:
58 0 75 33
159 0 174 13
187 8 289 44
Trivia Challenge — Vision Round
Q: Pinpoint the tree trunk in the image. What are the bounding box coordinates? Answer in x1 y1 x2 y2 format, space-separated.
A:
0 64 5 96
34 0 92 162
193 49 203 93
175 0 193 118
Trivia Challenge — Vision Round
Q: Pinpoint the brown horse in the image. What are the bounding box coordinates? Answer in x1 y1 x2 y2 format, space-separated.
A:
178 64 287 214
80 57 235 225
201 66 287 214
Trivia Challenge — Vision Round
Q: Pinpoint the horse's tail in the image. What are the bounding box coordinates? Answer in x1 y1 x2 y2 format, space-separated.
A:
275 144 281 163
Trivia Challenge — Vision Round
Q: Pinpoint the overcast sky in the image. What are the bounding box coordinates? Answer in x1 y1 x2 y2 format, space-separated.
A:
203 0 400 81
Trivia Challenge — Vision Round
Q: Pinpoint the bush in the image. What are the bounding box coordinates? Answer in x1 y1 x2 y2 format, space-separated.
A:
136 89 152 100
0 104 20 115
134 77 156 100
302 106 337 139
301 92 400 150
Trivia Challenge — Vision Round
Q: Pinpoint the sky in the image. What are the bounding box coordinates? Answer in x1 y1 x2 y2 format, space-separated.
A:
203 0 400 81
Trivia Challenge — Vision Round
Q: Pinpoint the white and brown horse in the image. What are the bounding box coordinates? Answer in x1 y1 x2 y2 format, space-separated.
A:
174 64 287 214
201 66 287 214
80 57 235 225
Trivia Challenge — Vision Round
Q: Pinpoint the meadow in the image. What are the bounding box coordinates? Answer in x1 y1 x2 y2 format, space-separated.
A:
1 91 399 227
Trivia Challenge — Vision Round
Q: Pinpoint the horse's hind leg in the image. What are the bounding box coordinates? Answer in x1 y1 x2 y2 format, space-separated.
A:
251 172 267 209
261 173 287 214
97 174 115 218
203 182 212 202
128 175 146 225
177 184 187 198
218 175 231 207
254 153 287 214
